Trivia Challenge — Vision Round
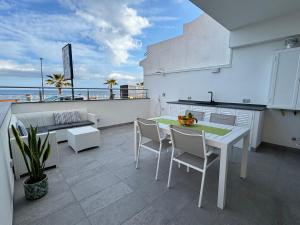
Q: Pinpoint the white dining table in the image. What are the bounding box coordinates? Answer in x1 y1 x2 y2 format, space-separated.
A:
133 116 250 209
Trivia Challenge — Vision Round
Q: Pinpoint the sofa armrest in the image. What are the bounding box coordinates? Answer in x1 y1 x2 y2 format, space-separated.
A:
88 113 98 128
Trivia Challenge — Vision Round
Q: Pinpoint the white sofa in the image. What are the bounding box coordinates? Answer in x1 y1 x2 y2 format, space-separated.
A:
9 108 98 179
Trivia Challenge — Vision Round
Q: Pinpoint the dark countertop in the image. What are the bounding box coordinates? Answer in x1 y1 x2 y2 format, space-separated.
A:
167 100 266 111
0 102 11 128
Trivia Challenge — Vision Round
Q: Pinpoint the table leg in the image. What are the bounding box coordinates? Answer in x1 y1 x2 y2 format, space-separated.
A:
134 121 138 162
240 133 250 179
217 143 230 209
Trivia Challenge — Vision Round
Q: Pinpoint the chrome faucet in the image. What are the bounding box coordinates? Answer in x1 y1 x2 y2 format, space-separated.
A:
208 91 214 103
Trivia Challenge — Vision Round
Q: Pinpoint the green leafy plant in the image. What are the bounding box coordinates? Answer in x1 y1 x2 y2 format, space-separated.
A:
12 125 51 184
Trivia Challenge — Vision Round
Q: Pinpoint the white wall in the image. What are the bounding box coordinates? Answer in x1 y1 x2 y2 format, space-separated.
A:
191 0 300 30
144 40 284 116
12 99 150 127
262 109 300 148
141 12 300 149
230 11 300 48
140 14 231 75
0 105 14 225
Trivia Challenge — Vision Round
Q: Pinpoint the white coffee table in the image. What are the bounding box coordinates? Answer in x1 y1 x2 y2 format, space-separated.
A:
67 126 100 153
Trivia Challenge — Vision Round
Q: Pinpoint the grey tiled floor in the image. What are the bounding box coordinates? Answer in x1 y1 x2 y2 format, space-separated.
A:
13 124 300 225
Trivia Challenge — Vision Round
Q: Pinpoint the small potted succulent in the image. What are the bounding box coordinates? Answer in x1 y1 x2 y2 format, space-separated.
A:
12 125 51 200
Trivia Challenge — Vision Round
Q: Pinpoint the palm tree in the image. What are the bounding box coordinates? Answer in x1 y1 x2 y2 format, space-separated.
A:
104 79 118 99
46 74 71 95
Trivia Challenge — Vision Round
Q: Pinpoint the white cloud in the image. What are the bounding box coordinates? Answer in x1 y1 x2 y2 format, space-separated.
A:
59 0 150 65
0 60 36 72
173 0 185 4
0 0 149 82
0 60 41 78
0 0 11 10
108 72 136 81
148 16 178 22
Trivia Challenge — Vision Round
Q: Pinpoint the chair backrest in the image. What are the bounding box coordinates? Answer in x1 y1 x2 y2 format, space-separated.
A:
209 113 236 126
137 118 160 142
185 110 205 121
169 125 206 159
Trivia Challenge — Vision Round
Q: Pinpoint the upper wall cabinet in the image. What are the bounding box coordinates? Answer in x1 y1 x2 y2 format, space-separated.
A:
268 48 300 110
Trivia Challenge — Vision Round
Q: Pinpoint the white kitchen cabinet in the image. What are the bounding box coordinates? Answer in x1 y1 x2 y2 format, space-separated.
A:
168 103 264 149
234 110 254 148
268 48 300 110
191 106 203 111
179 105 192 115
169 104 180 116
251 111 265 148
235 110 253 128
218 108 236 116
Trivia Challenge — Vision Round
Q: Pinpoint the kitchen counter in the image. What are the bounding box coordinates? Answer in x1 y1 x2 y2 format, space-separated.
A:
167 100 266 111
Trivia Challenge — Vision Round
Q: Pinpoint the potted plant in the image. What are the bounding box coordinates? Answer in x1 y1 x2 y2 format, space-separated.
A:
11 125 51 200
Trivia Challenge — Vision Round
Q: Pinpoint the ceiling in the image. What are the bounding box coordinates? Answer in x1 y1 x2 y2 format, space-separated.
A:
190 0 300 30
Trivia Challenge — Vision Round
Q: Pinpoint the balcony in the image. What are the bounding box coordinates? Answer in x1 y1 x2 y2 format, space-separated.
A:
0 85 298 225
1 2 300 222
8 113 300 225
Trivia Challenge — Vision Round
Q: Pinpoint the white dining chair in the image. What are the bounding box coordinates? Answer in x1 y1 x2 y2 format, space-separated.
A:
136 118 171 180
167 125 219 207
209 113 236 126
183 110 205 172
209 113 237 160
185 110 205 121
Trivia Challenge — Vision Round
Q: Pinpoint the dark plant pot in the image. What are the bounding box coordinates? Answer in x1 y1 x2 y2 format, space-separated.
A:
23 175 48 200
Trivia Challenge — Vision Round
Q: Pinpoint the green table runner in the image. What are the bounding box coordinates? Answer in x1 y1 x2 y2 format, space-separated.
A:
155 118 231 136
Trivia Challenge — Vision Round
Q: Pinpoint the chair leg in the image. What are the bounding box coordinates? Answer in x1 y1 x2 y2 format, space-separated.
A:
198 169 207 208
186 166 190 173
155 152 161 181
167 159 174 188
135 144 141 169
178 163 181 168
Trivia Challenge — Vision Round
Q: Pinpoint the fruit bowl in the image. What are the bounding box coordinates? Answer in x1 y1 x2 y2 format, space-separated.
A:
178 115 197 126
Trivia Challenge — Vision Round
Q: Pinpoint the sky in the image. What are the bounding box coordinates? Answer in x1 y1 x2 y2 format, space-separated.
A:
0 0 201 88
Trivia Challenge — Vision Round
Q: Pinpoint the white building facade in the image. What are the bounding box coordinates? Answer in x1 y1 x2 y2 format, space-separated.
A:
140 10 300 149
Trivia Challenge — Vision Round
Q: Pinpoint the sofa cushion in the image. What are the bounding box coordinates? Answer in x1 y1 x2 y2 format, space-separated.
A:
72 111 81 123
54 111 82 125
29 120 94 134
54 112 68 125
